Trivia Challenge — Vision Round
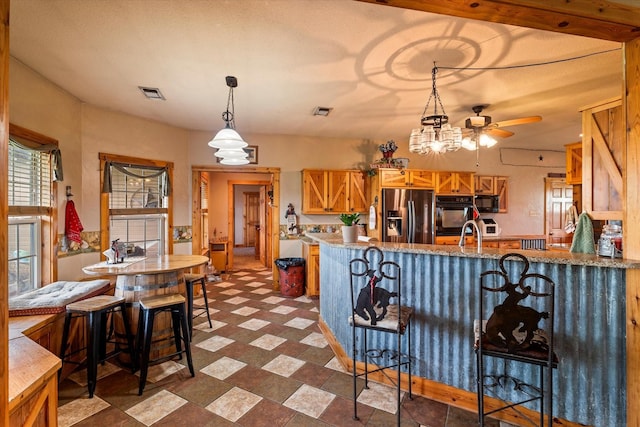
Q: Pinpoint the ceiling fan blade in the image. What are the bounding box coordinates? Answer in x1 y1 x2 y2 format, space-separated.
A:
493 115 542 128
486 128 514 138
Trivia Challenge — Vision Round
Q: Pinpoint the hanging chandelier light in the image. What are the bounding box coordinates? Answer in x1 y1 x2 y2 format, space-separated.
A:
409 64 463 155
208 76 249 165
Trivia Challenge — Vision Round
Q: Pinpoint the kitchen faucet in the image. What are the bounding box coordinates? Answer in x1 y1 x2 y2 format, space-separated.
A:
459 220 482 251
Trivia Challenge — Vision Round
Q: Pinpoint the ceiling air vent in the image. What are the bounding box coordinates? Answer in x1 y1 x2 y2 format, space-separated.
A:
138 86 166 100
313 106 333 116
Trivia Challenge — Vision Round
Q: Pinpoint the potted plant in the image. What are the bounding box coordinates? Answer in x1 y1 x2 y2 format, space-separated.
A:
339 213 360 243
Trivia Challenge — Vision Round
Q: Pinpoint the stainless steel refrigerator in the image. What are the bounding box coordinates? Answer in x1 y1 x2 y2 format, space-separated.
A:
381 188 435 244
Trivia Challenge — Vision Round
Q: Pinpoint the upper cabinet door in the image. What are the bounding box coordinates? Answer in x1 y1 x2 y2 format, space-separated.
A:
436 172 474 194
379 169 409 187
302 169 368 214
348 171 368 213
378 169 435 188
409 170 436 188
326 170 348 213
474 175 495 194
302 170 328 214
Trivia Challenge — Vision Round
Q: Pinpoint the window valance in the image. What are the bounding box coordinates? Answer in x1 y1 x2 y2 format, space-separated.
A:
102 161 171 197
9 137 64 182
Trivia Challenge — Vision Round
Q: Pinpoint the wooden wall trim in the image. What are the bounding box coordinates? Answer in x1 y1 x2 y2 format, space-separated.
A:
624 37 640 427
1 0 9 425
355 0 640 42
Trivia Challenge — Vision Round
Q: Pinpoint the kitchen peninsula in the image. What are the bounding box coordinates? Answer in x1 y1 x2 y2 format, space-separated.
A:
306 233 634 427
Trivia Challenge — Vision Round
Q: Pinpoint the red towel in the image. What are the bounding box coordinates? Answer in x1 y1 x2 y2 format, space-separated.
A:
65 200 84 244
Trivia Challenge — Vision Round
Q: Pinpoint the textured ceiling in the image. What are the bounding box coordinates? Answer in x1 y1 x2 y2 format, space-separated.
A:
9 0 623 151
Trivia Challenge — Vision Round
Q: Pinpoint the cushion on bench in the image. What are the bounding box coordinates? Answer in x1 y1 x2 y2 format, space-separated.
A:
9 280 111 317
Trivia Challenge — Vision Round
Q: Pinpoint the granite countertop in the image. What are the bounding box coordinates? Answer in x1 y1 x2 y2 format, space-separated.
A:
304 233 640 269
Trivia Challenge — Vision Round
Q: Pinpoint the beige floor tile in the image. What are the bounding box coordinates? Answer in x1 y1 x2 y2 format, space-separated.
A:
58 396 110 427
238 318 270 330
200 356 247 380
284 317 315 330
250 333 287 350
125 389 188 426
205 386 262 422
300 332 328 348
283 384 336 418
262 354 306 377
196 335 234 352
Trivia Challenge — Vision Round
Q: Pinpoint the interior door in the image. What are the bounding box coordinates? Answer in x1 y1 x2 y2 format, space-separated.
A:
545 178 574 245
259 185 267 265
243 192 260 247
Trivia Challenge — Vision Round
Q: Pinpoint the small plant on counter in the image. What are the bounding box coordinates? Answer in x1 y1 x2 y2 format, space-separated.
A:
339 213 360 226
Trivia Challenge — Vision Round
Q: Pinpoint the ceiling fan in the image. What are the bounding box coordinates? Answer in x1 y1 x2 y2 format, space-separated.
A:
462 105 542 145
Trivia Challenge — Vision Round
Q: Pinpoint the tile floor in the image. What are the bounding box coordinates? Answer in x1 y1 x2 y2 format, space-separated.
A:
57 265 501 426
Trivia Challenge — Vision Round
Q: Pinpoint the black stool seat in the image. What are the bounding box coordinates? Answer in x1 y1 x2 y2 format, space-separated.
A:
136 293 194 395
184 273 213 336
60 294 136 398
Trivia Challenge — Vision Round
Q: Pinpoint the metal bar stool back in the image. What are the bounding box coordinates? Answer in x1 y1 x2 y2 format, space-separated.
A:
476 252 558 426
348 246 413 426
184 273 213 337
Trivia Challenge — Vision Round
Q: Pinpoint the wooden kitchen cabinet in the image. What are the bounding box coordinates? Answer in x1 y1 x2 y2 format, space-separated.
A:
379 168 436 188
580 98 623 220
435 235 473 245
474 175 508 213
495 176 508 213
482 239 521 249
302 169 367 214
474 175 495 194
347 170 368 213
565 142 582 185
436 171 474 194
302 242 320 297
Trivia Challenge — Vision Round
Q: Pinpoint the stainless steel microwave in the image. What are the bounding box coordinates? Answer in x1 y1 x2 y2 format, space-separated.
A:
474 195 500 213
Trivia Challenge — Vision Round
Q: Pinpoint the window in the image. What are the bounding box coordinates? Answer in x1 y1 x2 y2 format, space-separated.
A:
100 154 173 257
8 124 59 296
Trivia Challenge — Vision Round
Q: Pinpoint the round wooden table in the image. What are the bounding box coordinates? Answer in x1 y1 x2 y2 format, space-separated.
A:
83 254 209 363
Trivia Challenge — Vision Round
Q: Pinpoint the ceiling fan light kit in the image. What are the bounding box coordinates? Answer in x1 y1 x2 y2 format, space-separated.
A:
208 75 250 165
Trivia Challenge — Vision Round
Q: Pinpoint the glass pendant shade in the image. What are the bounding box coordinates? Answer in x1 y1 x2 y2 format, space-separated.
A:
214 147 248 159
208 127 248 149
220 157 250 165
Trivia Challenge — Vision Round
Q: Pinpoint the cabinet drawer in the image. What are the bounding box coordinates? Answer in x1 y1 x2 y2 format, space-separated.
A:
499 241 521 249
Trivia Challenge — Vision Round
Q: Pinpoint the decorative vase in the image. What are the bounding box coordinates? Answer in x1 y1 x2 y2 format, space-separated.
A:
383 151 393 159
341 225 358 243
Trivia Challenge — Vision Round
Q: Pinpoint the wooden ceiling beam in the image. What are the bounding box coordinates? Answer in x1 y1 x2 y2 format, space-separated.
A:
356 0 640 42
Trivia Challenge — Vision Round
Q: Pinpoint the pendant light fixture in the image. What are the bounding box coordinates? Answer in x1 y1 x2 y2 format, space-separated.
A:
208 76 249 164
409 64 463 154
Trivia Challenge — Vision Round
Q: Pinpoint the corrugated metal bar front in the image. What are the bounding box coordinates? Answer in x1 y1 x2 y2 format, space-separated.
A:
319 244 626 427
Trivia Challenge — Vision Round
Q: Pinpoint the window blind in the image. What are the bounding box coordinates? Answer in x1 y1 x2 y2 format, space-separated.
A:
8 138 52 207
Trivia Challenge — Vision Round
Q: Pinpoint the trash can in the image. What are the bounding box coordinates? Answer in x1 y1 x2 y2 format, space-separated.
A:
274 257 305 298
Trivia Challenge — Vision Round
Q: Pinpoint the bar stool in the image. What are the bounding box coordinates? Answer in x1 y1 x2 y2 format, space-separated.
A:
59 295 136 398
185 273 213 337
136 293 194 395
476 253 558 427
348 246 413 426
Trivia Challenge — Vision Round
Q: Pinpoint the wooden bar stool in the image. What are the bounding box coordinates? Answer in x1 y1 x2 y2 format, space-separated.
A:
59 295 136 398
136 293 194 395
184 273 212 337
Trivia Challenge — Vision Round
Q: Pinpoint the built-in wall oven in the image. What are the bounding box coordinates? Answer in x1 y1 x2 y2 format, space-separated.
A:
435 195 474 236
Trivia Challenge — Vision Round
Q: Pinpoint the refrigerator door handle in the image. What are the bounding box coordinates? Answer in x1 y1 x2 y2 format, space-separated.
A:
408 200 415 243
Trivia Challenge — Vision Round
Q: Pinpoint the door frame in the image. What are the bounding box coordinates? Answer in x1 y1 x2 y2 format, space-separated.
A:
228 180 271 268
191 166 280 281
